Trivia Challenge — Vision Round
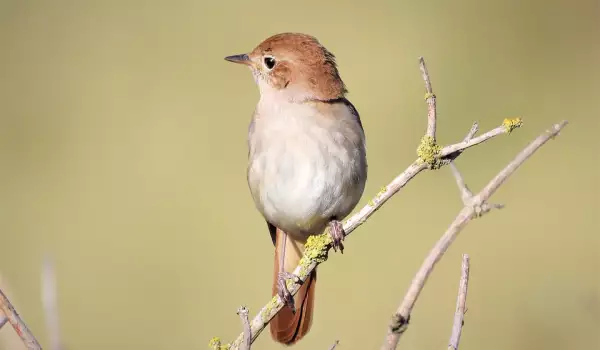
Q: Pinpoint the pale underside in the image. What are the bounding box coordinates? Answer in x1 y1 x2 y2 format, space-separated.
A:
247 93 367 242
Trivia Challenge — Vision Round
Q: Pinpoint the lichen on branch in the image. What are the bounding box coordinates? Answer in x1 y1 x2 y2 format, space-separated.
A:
503 117 523 133
417 135 442 169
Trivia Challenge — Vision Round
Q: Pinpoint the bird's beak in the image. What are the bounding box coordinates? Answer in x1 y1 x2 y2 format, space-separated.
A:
224 53 251 65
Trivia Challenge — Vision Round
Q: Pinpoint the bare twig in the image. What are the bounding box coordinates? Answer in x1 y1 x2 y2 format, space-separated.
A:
381 120 568 350
463 122 479 142
223 58 526 349
328 340 340 350
450 163 473 204
440 125 509 158
42 256 62 350
0 314 7 329
0 288 42 349
448 254 470 350
419 57 437 139
236 306 251 350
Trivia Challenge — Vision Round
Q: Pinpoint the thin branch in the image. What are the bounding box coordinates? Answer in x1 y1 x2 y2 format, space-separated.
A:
440 116 522 162
448 254 470 350
440 125 510 157
236 306 251 350
42 256 63 350
0 314 7 329
450 163 473 204
463 122 479 142
328 340 340 350
224 58 527 350
380 120 568 350
419 57 437 139
0 288 42 349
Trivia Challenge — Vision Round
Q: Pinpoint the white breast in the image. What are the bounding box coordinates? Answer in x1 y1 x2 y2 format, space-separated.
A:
247 97 367 238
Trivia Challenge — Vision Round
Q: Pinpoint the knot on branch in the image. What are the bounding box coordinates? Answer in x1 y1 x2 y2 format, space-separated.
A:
390 314 411 334
417 135 442 169
236 306 249 317
502 117 523 133
471 201 504 218
209 337 231 350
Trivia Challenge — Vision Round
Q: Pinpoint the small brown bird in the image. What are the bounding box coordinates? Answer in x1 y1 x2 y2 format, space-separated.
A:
225 33 367 345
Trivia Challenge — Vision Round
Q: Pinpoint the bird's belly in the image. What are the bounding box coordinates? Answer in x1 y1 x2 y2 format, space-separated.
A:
248 132 364 238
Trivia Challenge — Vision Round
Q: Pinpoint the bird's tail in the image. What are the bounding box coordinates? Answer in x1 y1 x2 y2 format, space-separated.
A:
270 228 316 345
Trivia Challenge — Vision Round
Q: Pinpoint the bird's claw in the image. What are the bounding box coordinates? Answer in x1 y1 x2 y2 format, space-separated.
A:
277 271 301 313
328 219 345 254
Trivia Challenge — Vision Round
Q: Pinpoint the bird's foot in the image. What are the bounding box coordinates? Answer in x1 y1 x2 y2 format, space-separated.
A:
277 271 301 313
328 219 345 254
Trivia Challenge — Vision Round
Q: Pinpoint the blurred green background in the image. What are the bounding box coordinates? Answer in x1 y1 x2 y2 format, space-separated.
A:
0 0 598 349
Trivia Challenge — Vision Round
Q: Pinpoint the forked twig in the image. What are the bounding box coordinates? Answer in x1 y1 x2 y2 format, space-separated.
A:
381 120 568 349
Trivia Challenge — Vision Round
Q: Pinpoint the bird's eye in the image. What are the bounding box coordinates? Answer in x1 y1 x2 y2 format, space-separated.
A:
263 56 276 70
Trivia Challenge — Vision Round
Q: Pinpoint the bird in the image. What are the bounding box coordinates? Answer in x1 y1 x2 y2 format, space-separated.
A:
225 33 368 345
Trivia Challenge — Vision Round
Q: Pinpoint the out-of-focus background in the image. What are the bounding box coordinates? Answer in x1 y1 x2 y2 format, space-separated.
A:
0 1 598 349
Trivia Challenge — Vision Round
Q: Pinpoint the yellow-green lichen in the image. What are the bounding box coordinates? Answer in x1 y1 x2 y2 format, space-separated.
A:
368 186 387 207
303 233 333 264
503 117 523 133
208 337 230 350
295 233 333 278
262 296 279 323
297 257 310 278
424 92 436 100
208 337 220 349
417 135 442 169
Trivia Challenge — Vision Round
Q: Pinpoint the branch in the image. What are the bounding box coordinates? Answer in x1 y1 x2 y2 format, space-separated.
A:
448 254 470 350
328 340 340 350
0 288 42 349
380 120 568 350
463 122 479 142
449 163 473 204
419 57 437 139
236 306 251 350
0 314 7 329
219 58 525 349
